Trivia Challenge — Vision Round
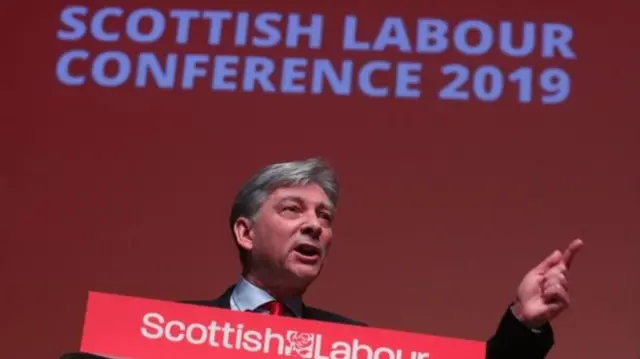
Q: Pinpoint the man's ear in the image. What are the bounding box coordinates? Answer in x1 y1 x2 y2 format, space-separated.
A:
233 217 254 251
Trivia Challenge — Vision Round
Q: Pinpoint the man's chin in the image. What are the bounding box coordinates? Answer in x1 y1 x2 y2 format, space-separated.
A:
287 261 322 282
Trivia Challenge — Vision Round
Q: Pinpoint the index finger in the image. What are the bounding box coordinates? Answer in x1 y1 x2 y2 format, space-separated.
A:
563 238 584 268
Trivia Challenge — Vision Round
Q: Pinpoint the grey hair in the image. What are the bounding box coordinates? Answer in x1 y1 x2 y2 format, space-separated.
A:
229 157 339 263
230 157 339 230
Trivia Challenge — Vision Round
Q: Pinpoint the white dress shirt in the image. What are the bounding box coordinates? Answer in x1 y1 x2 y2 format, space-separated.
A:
229 277 303 318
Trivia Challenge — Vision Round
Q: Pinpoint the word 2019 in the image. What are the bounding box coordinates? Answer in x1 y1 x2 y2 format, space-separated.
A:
439 65 570 104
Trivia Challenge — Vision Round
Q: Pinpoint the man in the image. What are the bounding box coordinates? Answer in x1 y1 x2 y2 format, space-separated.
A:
183 157 583 359
61 157 583 358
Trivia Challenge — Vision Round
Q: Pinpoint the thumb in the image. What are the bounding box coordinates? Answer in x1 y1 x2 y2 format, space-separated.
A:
535 250 563 271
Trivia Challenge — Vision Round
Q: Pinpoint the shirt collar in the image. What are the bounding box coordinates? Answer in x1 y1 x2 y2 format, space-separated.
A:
230 277 303 318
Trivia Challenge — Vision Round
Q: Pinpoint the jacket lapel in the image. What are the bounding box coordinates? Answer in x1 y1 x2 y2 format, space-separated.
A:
211 285 235 308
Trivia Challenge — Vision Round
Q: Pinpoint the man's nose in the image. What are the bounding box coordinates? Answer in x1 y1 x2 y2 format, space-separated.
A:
300 219 322 240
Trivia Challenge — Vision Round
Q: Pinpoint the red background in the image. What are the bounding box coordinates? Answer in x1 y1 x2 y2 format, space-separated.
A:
3 0 639 358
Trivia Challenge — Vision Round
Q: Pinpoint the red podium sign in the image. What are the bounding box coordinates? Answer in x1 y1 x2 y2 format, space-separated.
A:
80 291 485 358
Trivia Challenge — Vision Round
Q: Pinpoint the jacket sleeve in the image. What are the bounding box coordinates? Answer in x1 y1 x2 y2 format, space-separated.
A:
485 305 554 359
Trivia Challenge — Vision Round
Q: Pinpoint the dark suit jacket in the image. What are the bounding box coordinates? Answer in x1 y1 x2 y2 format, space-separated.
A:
184 285 555 359
61 285 554 359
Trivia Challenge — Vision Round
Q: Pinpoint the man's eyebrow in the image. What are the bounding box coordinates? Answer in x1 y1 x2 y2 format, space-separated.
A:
277 196 303 203
278 196 334 213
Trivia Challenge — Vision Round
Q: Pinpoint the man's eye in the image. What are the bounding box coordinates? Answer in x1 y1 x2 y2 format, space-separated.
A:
283 206 299 212
320 212 333 222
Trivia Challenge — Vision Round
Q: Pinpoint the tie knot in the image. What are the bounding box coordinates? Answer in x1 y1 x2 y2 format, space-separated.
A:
264 301 284 316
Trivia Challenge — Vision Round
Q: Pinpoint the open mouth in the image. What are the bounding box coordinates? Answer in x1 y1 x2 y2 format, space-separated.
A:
293 243 322 260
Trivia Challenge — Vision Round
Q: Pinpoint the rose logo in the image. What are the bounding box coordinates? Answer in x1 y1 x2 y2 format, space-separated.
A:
286 331 315 358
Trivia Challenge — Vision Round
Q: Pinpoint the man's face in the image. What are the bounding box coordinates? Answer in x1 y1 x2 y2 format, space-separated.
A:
243 183 335 287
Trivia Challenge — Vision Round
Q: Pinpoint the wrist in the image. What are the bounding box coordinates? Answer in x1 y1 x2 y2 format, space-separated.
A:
511 301 544 332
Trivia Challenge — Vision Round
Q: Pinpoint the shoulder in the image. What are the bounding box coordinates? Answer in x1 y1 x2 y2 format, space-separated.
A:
303 305 368 327
177 285 235 309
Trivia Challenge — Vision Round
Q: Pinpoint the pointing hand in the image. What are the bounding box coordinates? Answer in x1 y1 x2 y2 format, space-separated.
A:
511 238 584 329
